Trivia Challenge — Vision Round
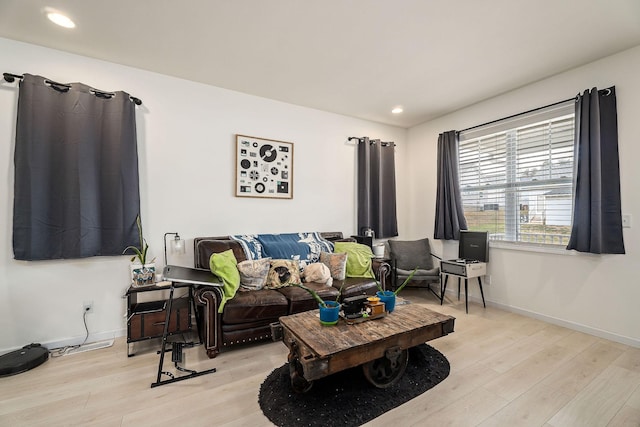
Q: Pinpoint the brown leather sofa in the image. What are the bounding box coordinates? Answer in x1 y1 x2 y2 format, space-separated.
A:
193 232 388 358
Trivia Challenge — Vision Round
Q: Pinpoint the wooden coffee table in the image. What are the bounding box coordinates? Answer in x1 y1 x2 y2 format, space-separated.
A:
279 303 455 392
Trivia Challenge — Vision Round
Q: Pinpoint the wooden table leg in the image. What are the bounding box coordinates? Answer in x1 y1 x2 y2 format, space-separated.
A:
288 343 313 393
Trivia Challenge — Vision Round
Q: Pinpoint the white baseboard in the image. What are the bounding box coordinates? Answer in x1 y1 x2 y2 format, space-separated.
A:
40 328 126 352
443 288 640 348
63 339 115 355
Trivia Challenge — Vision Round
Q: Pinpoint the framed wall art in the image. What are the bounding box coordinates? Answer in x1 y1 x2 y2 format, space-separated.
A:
235 135 294 199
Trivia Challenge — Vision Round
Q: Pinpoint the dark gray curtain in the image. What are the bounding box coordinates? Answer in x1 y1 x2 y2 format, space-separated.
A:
13 74 140 260
357 137 398 238
567 87 624 254
434 130 467 240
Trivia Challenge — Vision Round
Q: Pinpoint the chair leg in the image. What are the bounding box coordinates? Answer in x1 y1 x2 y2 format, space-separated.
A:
441 275 449 305
478 277 486 308
427 281 441 302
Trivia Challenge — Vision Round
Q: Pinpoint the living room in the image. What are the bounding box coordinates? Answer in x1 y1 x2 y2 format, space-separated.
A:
1 1 639 425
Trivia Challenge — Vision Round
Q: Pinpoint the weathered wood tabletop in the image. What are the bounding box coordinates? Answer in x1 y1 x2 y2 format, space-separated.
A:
280 303 455 384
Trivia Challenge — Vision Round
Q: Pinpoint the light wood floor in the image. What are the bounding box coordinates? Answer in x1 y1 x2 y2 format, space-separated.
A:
1 289 639 427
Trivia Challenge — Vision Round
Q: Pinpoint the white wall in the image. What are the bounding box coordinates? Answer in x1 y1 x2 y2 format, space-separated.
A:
0 37 407 353
405 45 640 346
3 36 637 353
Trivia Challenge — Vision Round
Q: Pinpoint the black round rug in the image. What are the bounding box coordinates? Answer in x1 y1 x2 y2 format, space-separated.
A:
259 344 450 427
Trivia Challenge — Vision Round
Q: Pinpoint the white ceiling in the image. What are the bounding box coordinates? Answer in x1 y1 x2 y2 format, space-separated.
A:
1 0 640 128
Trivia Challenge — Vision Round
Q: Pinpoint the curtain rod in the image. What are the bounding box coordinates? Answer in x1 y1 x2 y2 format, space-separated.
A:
3 72 143 105
457 96 576 134
347 136 396 147
457 87 614 135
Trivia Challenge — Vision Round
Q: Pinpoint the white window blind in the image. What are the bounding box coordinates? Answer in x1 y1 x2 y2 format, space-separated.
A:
458 101 575 246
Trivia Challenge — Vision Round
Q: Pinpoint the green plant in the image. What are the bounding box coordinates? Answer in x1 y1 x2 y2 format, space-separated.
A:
334 282 345 302
373 275 385 293
374 266 418 295
295 283 342 308
123 215 154 265
295 283 327 308
392 267 418 295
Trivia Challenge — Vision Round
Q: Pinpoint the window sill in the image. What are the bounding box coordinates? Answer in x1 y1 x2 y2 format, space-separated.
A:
489 240 577 256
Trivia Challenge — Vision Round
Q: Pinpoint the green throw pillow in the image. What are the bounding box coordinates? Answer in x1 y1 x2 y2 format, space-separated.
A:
210 249 241 313
333 242 375 278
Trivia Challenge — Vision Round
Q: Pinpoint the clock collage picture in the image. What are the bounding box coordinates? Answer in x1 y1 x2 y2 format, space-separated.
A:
235 135 293 199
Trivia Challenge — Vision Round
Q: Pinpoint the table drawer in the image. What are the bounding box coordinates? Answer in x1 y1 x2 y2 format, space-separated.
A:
128 297 190 342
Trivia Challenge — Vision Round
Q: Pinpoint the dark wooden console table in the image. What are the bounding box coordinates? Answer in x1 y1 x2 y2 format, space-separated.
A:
125 284 192 357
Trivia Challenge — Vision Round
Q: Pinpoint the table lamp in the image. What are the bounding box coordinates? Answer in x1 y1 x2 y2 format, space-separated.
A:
164 232 186 266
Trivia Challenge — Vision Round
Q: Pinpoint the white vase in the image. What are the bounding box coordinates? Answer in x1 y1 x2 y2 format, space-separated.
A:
373 244 385 258
131 262 156 287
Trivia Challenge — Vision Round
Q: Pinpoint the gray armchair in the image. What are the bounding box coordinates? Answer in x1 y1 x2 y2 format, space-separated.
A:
387 238 442 301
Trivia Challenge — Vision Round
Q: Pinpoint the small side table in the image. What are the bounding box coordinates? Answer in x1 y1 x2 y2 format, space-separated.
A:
440 260 487 313
125 284 193 357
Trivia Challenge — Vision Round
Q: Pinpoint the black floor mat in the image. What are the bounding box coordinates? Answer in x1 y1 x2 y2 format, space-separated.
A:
259 343 450 427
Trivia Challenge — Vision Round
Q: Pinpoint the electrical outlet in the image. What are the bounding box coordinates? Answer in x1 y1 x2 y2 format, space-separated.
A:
484 275 491 285
622 214 631 228
83 301 93 313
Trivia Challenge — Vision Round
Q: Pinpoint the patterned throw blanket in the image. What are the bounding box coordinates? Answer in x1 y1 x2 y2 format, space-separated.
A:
230 232 334 267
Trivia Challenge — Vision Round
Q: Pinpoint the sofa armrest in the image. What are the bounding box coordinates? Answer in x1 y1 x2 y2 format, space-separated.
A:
372 259 391 291
195 286 223 358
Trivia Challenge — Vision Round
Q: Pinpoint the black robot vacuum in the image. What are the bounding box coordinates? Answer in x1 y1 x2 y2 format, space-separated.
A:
0 343 49 377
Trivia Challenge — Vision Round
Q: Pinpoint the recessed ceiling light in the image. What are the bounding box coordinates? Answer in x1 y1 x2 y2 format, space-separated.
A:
46 11 76 28
391 107 403 114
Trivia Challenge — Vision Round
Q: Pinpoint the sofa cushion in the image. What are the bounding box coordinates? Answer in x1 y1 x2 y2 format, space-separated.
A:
237 257 271 290
221 289 289 324
301 262 333 286
277 282 340 314
320 251 347 280
266 259 302 288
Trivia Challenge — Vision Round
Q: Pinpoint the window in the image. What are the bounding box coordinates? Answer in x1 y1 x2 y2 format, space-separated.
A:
458 101 575 247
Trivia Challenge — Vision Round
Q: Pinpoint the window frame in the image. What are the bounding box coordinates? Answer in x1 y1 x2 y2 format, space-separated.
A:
457 101 575 251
